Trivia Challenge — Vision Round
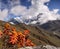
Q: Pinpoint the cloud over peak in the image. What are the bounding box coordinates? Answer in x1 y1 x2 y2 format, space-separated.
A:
0 0 60 25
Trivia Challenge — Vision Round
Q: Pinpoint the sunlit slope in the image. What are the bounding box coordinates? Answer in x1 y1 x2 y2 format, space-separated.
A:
0 20 60 49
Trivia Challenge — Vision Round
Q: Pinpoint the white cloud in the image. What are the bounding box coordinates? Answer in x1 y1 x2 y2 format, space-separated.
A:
10 6 27 16
51 9 60 20
52 9 59 14
10 0 51 24
12 0 60 25
1 0 60 25
28 0 60 24
0 9 8 20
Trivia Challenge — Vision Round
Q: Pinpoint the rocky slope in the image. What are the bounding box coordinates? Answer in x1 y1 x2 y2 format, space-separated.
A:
19 45 60 49
0 20 60 49
40 20 60 38
40 20 60 32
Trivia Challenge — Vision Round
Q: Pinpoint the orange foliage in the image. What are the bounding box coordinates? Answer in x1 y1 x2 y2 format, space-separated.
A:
0 30 3 38
4 23 11 30
3 29 10 35
25 39 35 46
3 23 36 47
11 27 16 31
9 35 17 44
17 32 25 47
17 30 35 47
3 23 11 35
23 30 30 36
9 27 18 44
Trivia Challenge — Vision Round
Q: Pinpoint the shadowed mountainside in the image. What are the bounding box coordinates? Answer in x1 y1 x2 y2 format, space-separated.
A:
40 20 60 32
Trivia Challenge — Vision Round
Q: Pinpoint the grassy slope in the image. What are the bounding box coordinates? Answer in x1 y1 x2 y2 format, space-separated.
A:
14 23 60 47
0 20 60 49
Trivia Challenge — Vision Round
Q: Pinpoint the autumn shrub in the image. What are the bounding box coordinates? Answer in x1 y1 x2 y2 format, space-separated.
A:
2 23 36 48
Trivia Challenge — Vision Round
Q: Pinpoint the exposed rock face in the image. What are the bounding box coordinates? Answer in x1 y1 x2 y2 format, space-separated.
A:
19 45 60 49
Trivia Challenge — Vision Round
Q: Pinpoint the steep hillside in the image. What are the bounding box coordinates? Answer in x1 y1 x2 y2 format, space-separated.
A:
0 20 60 49
40 20 60 38
40 20 60 32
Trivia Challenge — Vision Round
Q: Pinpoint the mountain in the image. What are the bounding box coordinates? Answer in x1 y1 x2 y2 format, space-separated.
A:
0 20 60 49
8 18 20 24
40 20 60 32
8 13 42 25
39 20 60 37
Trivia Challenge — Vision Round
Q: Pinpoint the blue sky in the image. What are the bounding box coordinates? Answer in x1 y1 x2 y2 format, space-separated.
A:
45 0 60 13
20 0 60 11
20 0 32 9
0 0 60 24
18 0 60 15
1 0 60 11
48 0 60 10
1 0 32 10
